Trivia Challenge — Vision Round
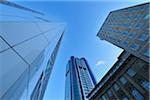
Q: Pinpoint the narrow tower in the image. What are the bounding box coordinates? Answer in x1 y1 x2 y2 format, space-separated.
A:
65 56 96 100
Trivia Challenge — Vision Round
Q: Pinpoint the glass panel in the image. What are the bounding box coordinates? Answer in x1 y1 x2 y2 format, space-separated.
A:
119 76 127 84
126 68 136 77
144 14 150 19
143 50 150 57
123 41 128 47
138 34 149 41
140 79 150 91
128 33 136 38
123 97 128 100
0 37 10 52
107 90 113 97
131 88 143 100
130 44 139 50
101 95 107 100
113 83 119 91
123 31 128 35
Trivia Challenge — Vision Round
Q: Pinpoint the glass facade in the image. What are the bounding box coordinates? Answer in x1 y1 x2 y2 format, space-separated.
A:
0 1 65 99
65 57 96 100
65 63 71 100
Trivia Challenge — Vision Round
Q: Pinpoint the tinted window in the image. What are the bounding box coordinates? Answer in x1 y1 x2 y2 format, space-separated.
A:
130 44 139 50
113 83 119 91
143 50 149 57
140 79 150 91
101 95 106 100
138 34 148 41
119 76 127 84
126 68 136 77
131 88 143 100
107 90 113 97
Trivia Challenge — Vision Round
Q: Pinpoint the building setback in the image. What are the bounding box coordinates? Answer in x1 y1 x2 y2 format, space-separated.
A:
97 3 149 62
65 56 96 100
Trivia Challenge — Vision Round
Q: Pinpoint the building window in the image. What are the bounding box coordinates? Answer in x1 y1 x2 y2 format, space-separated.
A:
135 23 143 29
101 95 107 100
113 83 119 91
140 79 150 91
122 31 128 35
131 88 143 100
123 97 129 100
79 66 82 69
126 68 136 77
143 50 150 57
123 41 128 47
107 90 113 97
130 44 139 50
144 14 150 19
119 76 128 84
83 68 86 70
138 34 149 41
128 33 136 38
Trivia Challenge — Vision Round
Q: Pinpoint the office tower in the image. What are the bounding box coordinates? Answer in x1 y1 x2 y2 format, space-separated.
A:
0 1 65 100
88 51 149 100
65 56 96 100
30 33 64 100
88 3 149 100
97 3 149 62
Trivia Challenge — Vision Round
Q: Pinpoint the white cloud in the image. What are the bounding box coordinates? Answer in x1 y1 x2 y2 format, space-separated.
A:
95 60 105 67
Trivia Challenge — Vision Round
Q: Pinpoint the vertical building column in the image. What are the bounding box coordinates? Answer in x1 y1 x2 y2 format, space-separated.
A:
124 74 146 94
69 62 72 100
74 61 85 100
117 82 134 99
110 88 120 99
105 93 110 100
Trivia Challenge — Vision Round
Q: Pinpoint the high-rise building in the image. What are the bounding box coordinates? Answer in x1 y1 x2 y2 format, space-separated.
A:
97 3 149 62
88 3 149 100
0 1 65 100
88 51 149 100
65 56 96 100
30 33 64 100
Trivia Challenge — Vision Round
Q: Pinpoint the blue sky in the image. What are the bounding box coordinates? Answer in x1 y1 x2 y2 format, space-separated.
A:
18 0 148 100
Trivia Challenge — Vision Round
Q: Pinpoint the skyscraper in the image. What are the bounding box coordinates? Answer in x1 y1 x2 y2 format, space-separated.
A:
30 33 64 100
97 3 149 62
0 1 65 100
65 56 96 100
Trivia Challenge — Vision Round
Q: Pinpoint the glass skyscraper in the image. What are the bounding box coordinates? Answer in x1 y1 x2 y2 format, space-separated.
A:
0 1 65 100
97 3 149 63
65 56 96 100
